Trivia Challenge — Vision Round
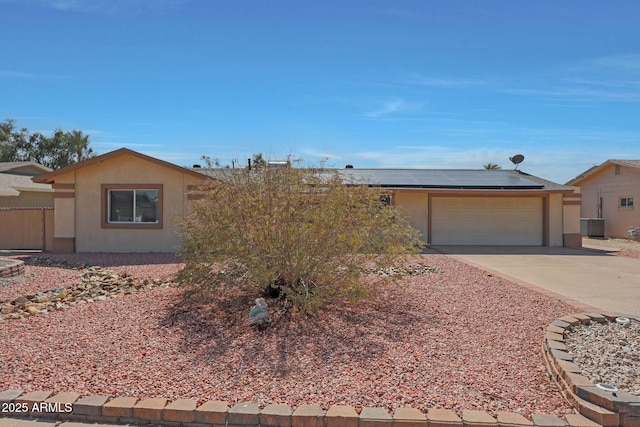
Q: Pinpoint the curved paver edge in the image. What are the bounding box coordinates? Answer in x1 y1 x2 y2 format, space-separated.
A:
0 258 25 278
542 312 640 427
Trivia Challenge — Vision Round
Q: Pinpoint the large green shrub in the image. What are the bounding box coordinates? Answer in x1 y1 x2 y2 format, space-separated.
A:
178 166 422 314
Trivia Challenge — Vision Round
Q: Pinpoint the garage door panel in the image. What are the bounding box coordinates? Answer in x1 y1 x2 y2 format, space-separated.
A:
431 197 543 245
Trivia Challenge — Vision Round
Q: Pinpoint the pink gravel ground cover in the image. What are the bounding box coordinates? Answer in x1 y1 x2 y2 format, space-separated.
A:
0 253 182 302
0 253 575 417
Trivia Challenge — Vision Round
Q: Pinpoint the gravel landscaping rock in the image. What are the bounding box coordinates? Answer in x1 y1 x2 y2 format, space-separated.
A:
0 253 575 417
0 266 174 321
367 263 441 277
0 253 183 302
565 318 640 396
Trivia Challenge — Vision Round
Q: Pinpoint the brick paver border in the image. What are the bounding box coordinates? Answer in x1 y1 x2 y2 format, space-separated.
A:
2 311 638 427
0 258 24 278
542 312 640 427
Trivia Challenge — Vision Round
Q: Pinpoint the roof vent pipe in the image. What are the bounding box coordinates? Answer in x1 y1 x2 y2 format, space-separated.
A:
193 164 201 168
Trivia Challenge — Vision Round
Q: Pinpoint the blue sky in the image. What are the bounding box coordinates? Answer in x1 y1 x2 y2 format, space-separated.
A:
1 0 640 183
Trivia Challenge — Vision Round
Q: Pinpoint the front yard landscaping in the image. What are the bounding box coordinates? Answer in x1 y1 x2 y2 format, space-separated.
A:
0 252 575 418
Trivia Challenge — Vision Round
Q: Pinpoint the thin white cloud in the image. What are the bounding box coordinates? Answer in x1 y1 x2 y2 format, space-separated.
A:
505 54 640 102
506 86 640 101
348 145 609 184
354 145 501 168
0 0 191 14
300 148 341 160
565 77 640 90
401 74 486 88
586 54 640 73
363 99 409 118
95 142 164 148
0 69 67 79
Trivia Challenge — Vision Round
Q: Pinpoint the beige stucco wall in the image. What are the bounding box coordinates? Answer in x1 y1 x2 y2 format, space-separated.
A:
0 191 53 208
548 193 564 247
78 155 204 252
563 204 581 235
577 164 640 238
52 174 76 241
51 154 205 252
54 197 75 238
393 190 428 244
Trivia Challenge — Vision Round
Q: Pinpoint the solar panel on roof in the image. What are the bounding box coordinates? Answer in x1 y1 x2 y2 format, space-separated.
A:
336 169 545 189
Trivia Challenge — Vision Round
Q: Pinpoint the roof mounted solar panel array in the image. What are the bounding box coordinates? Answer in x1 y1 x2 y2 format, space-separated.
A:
337 169 545 189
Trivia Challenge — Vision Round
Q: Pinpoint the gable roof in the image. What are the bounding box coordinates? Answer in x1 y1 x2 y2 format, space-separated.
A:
0 161 53 197
566 159 640 186
32 148 207 184
29 147 570 192
0 161 52 175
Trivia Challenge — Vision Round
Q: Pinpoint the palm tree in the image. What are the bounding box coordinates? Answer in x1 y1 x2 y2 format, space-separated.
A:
483 163 502 170
65 130 92 162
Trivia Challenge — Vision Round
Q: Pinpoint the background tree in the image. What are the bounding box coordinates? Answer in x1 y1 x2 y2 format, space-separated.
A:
0 119 96 168
178 166 422 315
0 119 27 161
483 162 502 170
65 129 93 162
250 152 266 169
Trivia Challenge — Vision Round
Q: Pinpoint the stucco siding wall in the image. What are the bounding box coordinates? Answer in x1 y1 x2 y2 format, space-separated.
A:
54 197 75 238
578 164 640 238
73 155 205 252
563 204 581 234
548 193 564 247
393 190 428 244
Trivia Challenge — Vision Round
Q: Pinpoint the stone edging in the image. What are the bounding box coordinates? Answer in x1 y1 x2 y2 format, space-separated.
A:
3 309 632 427
0 258 24 278
0 389 602 427
542 312 640 427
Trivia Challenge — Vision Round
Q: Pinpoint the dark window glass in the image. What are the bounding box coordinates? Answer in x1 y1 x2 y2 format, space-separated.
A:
109 190 134 222
135 190 159 222
109 189 159 223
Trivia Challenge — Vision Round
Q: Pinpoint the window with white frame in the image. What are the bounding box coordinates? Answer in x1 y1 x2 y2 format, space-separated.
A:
102 184 163 228
619 197 634 209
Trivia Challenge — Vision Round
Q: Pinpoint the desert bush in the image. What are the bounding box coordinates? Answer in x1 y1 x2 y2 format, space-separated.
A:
178 166 422 314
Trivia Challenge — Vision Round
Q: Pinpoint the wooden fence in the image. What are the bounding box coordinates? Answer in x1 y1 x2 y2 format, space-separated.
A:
0 207 54 251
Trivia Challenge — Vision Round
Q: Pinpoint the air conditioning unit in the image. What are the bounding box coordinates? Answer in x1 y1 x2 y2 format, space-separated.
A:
580 218 605 237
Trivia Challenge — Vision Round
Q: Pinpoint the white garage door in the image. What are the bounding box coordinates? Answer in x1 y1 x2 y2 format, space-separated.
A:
431 197 543 245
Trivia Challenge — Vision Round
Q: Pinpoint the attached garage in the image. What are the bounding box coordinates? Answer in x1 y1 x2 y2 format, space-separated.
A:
430 196 544 246
338 168 580 247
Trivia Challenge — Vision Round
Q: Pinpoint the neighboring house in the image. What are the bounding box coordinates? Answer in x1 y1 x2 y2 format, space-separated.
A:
0 161 53 207
567 159 640 239
33 148 582 253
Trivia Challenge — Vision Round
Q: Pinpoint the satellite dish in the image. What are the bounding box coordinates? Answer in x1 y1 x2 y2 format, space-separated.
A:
509 154 525 170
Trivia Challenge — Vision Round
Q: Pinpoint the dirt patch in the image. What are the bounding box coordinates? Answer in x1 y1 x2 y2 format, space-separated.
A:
583 237 640 260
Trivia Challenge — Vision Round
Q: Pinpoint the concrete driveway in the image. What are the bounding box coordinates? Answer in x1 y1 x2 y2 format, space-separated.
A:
432 246 640 318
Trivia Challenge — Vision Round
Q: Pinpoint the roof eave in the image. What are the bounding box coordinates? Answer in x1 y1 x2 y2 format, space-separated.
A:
12 186 54 193
32 148 208 184
567 159 640 185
